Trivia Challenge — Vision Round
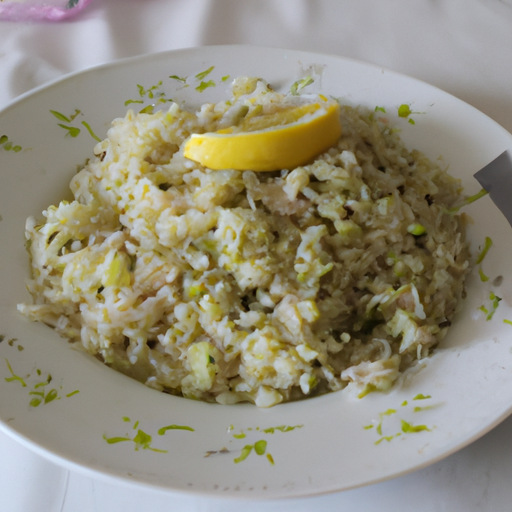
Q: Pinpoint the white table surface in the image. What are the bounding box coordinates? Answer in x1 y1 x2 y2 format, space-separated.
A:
2 1 512 510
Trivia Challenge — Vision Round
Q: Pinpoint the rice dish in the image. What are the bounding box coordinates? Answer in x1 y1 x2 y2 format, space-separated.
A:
18 77 471 407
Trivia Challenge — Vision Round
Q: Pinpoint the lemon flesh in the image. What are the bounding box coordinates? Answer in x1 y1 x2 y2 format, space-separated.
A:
183 101 342 172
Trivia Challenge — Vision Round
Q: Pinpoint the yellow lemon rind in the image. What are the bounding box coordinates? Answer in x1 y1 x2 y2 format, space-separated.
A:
183 103 342 172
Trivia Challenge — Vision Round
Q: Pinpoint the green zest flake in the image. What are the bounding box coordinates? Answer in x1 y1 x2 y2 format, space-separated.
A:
234 445 253 464
488 292 502 320
401 419 431 434
413 394 431 400
398 104 412 118
169 74 187 83
375 434 401 445
5 359 27 387
133 429 152 450
254 440 267 456
66 390 80 398
50 110 71 122
50 109 81 122
376 409 397 436
290 76 314 95
81 121 101 142
139 105 155 115
103 435 131 444
397 104 424 124
221 75 231 82
58 124 81 138
123 416 131 422
44 389 59 404
262 425 303 434
504 319 512 326
196 80 216 92
479 267 490 282
233 432 246 439
195 66 215 81
133 421 139 430
358 383 377 398
375 106 386 113
476 237 493 264
364 424 374 430
465 188 489 207
407 223 426 236
413 405 435 413
157 424 195 435
266 453 275 465
1 135 22 152
124 99 144 106
401 400 408 406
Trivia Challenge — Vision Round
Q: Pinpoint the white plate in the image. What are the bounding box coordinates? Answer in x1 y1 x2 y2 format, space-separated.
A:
1 45 512 499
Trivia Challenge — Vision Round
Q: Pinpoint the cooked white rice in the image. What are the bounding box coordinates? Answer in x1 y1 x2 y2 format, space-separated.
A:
18 77 471 407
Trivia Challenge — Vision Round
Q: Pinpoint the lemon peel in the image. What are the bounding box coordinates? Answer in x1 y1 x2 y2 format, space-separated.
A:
183 100 342 172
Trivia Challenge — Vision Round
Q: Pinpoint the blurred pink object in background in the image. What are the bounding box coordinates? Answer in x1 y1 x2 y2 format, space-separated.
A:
0 0 93 21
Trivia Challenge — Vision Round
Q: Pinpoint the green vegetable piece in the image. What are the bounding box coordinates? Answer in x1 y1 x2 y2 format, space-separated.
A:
234 445 253 464
103 435 131 444
254 440 267 456
157 424 195 435
376 409 397 436
233 433 246 439
3 142 12 151
50 110 71 123
13 146 22 153
479 305 489 315
375 434 400 445
169 75 187 82
30 398 42 407
398 104 412 118
266 453 275 465
81 121 101 142
44 389 59 404
407 223 426 236
123 416 131 422
408 118 415 125
58 124 81 138
476 237 493 264
413 394 431 400
133 429 152 450
4 359 26 387
133 421 139 430
375 106 386 113
290 76 314 95
66 390 80 398
413 405 435 413
358 383 377 398
486 292 502 320
363 424 374 430
465 188 488 206
195 66 215 80
137 84 146 97
125 99 144 106
401 400 408 406
401 419 430 433
0 135 8 145
69 109 81 121
504 319 512 326
139 105 155 115
196 80 216 92
478 267 489 282
221 75 230 82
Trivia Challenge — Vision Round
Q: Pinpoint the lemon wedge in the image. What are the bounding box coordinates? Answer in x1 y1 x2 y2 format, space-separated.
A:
183 100 342 171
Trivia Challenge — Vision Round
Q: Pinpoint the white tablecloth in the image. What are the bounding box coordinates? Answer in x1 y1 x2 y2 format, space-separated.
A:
2 1 512 510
